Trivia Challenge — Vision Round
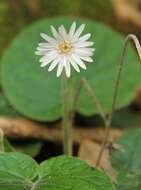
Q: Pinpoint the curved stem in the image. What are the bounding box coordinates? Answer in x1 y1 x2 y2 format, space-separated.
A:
96 34 141 167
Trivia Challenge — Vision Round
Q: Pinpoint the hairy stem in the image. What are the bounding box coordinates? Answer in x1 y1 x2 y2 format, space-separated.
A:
61 73 72 156
96 34 141 167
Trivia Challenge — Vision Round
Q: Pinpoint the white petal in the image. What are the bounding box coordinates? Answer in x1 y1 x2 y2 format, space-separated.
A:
57 61 64 77
58 25 68 40
69 22 76 37
74 48 94 56
39 50 58 62
51 26 58 39
41 60 51 67
79 56 93 62
40 53 58 67
75 41 94 48
82 47 95 52
72 54 86 70
35 51 45 55
39 43 55 48
36 51 47 56
77 33 91 42
69 56 80 72
36 47 53 51
64 58 71 77
40 33 57 44
36 49 53 56
48 57 60 72
73 24 85 39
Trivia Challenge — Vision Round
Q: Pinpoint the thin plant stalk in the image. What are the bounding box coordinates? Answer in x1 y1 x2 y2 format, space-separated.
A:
0 129 4 152
82 78 107 124
96 34 141 167
61 73 72 156
70 80 83 125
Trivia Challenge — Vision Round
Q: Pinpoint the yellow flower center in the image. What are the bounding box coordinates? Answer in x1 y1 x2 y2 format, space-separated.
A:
59 41 72 54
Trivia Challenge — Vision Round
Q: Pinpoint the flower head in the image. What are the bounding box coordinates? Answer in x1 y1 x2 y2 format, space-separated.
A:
35 22 95 77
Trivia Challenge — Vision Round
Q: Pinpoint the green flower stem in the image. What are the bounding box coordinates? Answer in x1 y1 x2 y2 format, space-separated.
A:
96 34 141 167
61 73 72 156
0 129 4 152
70 80 82 125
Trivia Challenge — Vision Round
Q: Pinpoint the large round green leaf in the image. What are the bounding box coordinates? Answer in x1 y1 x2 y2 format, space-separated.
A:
0 94 20 117
1 17 141 121
0 153 115 190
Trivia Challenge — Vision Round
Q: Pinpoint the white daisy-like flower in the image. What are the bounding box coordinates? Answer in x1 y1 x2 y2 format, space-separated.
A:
35 22 95 78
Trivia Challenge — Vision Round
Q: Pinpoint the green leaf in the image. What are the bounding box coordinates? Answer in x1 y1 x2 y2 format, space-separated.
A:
112 107 141 128
13 140 42 157
37 156 115 190
111 130 141 190
111 129 141 174
0 94 20 117
0 153 115 190
117 173 141 190
1 17 140 121
0 152 38 190
4 138 15 152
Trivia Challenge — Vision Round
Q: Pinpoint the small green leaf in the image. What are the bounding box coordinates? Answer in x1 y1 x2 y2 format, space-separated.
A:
4 138 15 152
2 17 140 121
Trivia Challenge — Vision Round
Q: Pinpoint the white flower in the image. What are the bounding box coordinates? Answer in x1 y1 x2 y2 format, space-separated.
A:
35 22 95 78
